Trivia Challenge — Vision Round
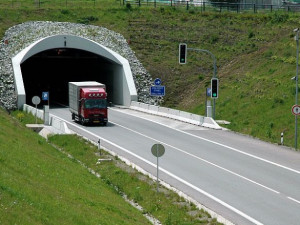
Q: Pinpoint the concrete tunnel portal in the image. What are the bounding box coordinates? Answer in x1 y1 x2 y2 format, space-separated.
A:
21 48 116 106
12 34 138 109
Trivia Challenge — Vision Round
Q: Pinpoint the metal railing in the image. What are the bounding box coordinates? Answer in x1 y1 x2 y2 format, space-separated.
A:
1 0 99 8
2 0 300 13
123 0 300 13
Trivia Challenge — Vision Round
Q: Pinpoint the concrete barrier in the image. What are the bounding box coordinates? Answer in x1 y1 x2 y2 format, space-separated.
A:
157 106 169 118
148 104 158 115
23 104 44 119
23 104 72 134
130 101 221 130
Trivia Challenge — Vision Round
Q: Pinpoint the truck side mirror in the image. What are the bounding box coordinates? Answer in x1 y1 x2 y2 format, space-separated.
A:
79 98 84 107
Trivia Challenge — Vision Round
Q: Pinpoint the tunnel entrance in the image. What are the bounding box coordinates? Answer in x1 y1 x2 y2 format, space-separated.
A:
12 34 137 109
21 48 115 107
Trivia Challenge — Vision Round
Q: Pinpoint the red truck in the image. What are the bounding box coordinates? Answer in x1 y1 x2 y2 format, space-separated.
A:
69 81 108 125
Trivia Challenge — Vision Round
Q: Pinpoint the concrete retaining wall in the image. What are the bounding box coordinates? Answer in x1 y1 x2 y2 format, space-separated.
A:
130 101 221 129
23 104 71 134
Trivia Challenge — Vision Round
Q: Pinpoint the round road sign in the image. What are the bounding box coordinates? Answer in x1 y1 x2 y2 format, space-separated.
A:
154 78 162 86
32 96 41 105
292 105 300 115
151 144 165 157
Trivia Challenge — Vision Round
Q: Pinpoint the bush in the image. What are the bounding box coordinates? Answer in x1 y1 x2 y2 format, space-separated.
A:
271 13 289 24
16 112 25 122
126 2 132 10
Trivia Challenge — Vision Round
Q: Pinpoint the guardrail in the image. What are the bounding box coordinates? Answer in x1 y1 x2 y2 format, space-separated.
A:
130 101 222 129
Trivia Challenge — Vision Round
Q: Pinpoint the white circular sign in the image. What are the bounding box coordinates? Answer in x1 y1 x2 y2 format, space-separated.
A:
292 105 300 115
32 96 41 105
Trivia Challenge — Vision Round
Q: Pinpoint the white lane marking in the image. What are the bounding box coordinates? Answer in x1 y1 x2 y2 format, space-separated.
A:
288 197 300 205
52 114 264 225
110 121 280 194
110 108 300 175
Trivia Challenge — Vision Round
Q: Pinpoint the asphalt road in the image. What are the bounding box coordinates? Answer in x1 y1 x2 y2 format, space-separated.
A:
50 107 300 225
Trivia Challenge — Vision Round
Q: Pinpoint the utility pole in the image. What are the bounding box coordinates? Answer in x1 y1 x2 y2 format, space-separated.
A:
294 28 299 150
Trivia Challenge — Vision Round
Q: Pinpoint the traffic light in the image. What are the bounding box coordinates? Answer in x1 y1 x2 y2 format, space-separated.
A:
179 43 187 64
211 78 219 98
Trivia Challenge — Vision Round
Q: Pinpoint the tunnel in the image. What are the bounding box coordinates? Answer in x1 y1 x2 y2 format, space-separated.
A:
21 48 115 107
12 34 138 109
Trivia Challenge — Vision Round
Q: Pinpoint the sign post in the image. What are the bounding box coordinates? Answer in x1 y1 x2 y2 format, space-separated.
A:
151 143 165 193
150 78 165 106
32 96 41 124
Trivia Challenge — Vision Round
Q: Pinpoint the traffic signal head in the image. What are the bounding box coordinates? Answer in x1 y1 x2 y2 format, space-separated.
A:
179 43 187 64
211 78 219 98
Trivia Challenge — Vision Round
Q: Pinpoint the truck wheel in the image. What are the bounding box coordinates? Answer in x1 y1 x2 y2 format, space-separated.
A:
103 122 107 126
81 117 85 125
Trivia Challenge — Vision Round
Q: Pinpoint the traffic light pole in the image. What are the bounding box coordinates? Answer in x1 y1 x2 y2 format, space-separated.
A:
187 48 217 119
294 29 299 150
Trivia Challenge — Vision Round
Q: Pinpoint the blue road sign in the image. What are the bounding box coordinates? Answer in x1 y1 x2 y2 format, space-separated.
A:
150 86 165 96
42 92 49 101
154 78 162 86
206 88 211 97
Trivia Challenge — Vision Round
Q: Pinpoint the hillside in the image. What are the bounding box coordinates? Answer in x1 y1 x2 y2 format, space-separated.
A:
0 109 223 224
0 108 152 225
0 2 300 147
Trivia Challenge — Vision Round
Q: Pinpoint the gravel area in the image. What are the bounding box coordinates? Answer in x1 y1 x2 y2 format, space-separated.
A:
0 21 160 110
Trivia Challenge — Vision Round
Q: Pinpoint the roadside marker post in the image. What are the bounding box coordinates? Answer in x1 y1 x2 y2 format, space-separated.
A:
98 139 101 156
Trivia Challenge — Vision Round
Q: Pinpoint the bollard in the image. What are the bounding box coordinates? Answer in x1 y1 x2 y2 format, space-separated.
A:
206 100 212 118
281 132 284 145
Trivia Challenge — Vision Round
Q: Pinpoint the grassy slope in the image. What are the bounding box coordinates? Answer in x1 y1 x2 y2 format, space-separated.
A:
0 108 151 225
48 134 222 225
1 109 222 225
0 2 300 148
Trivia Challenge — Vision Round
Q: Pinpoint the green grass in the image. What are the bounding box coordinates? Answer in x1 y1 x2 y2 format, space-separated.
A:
47 134 223 225
0 108 152 225
1 109 223 224
1 1 300 148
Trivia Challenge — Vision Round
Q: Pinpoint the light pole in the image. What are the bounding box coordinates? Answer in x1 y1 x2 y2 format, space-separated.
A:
294 28 299 150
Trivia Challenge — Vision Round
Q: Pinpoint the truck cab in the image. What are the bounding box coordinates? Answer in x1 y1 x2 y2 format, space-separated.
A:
69 82 108 126
79 88 107 125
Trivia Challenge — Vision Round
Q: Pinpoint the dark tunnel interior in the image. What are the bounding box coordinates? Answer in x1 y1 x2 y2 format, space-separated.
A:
21 48 115 107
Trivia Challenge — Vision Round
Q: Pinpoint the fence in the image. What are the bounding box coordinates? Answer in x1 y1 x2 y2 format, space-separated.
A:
0 0 101 8
2 0 300 12
124 0 300 13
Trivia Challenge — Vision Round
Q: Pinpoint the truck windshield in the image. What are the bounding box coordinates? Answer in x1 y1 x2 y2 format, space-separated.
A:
84 99 107 109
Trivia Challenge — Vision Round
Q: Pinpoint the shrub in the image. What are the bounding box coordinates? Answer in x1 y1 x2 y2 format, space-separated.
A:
271 13 289 24
126 2 132 10
16 112 25 122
